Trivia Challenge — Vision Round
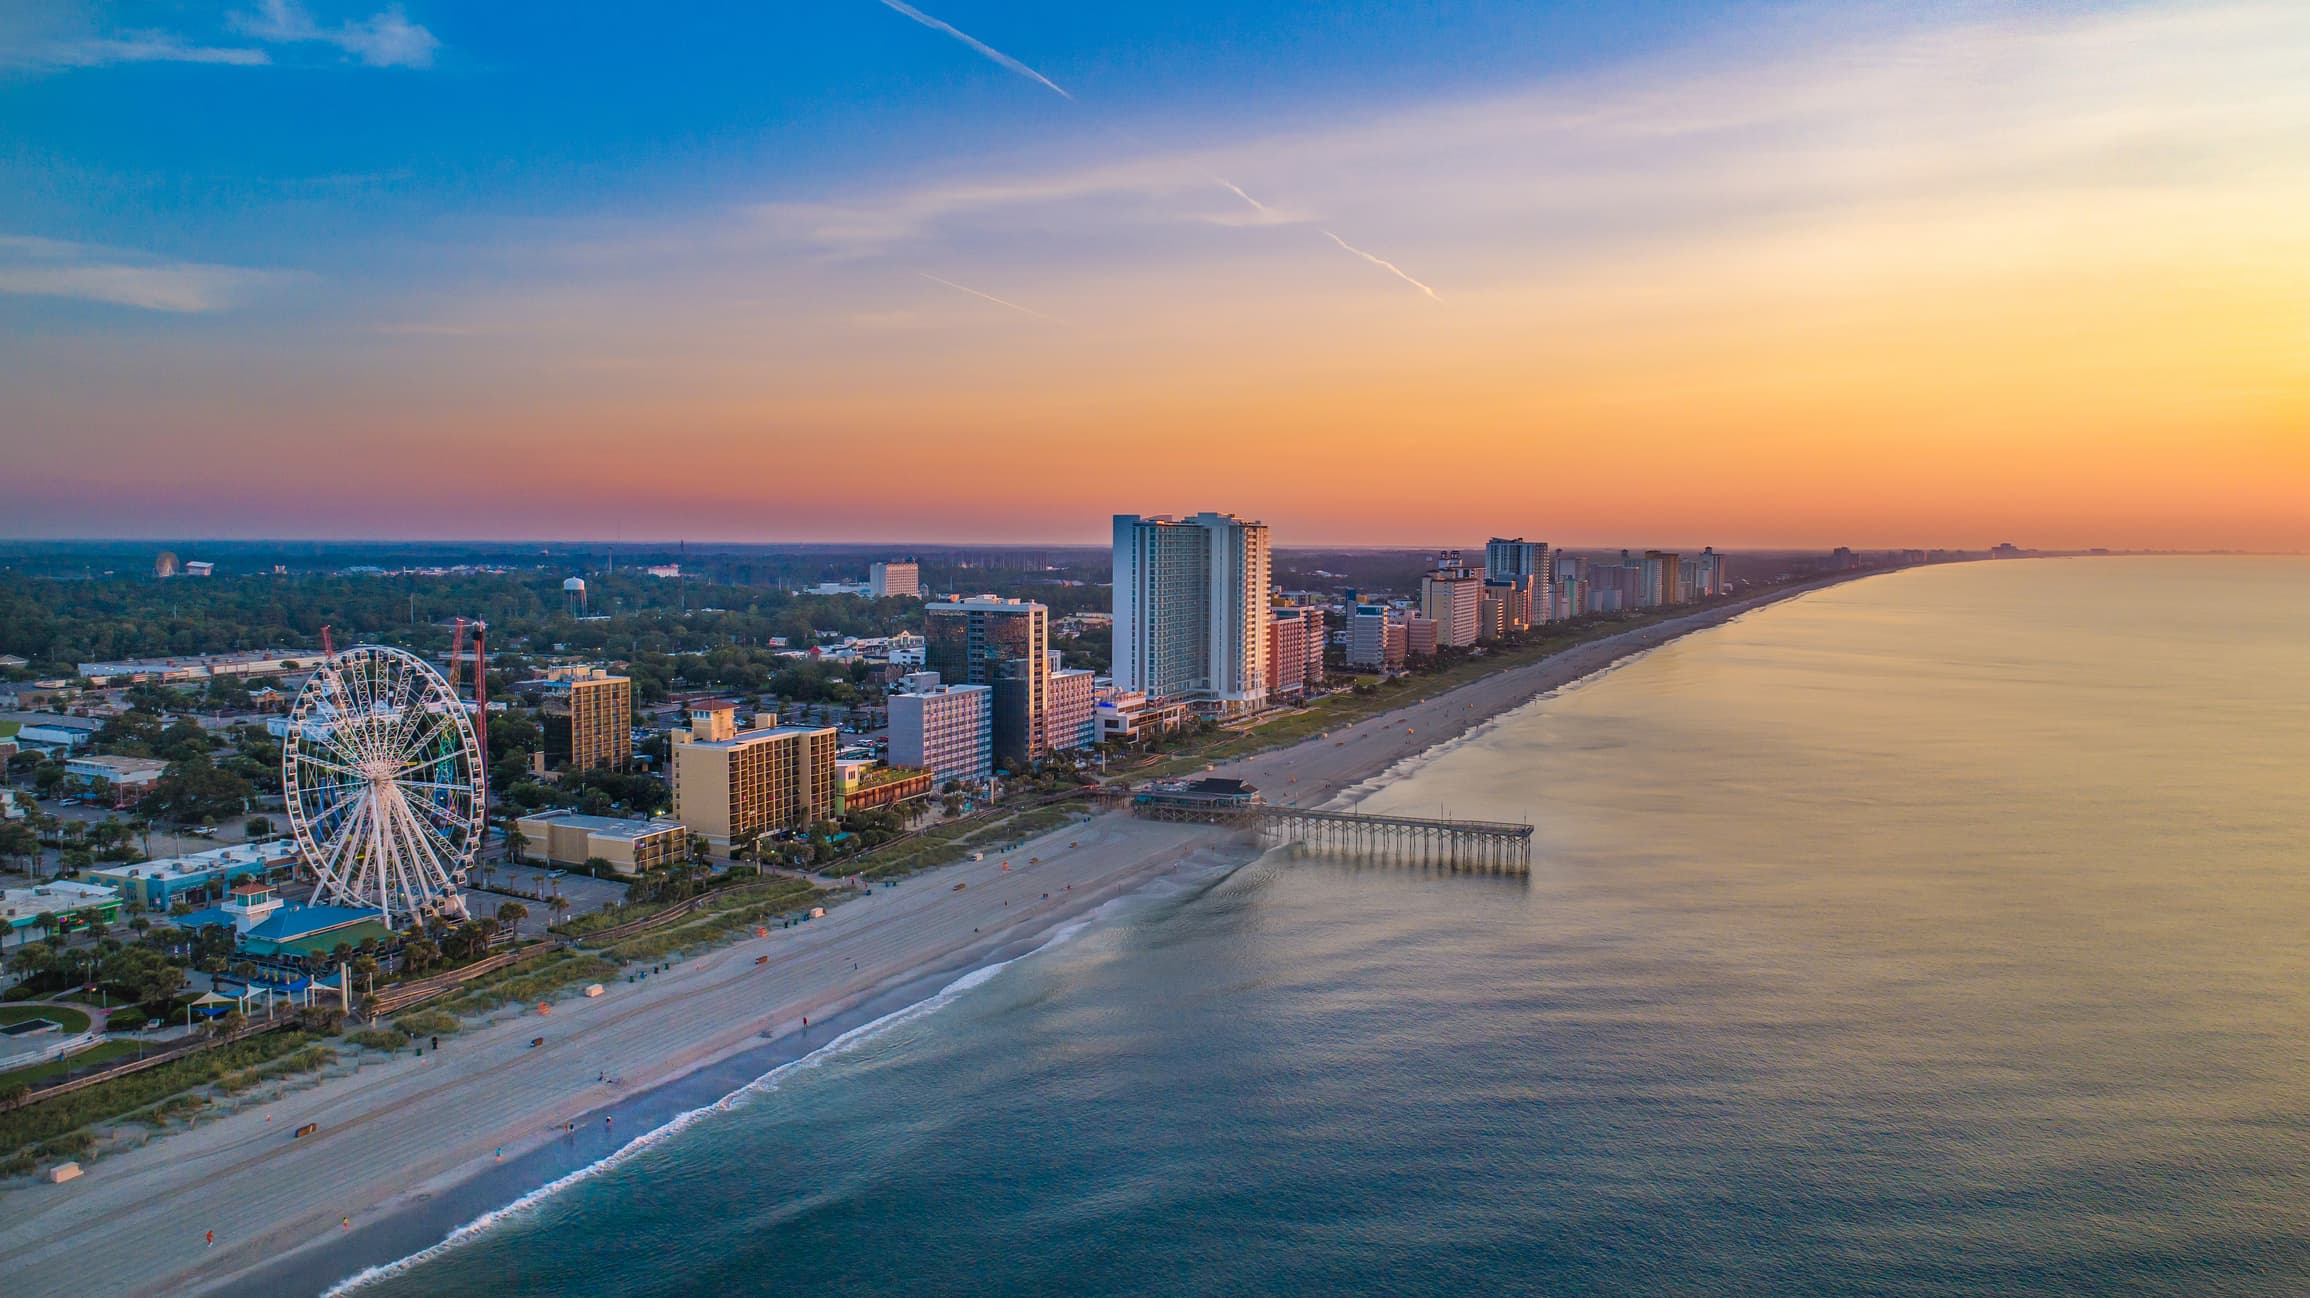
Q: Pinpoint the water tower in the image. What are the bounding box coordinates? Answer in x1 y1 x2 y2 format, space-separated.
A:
564 575 587 616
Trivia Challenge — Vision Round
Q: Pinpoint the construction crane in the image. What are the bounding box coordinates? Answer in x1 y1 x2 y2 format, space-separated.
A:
446 617 491 806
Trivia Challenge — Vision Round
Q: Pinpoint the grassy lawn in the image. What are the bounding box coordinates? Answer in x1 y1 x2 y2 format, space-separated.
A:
0 1004 93 1034
0 1038 143 1091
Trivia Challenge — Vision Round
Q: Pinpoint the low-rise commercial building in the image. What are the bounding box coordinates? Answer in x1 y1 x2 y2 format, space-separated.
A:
833 761 936 814
1 713 101 756
515 810 687 875
176 883 393 962
76 650 311 686
65 753 170 806
1 880 121 947
1094 687 1192 743
88 840 302 912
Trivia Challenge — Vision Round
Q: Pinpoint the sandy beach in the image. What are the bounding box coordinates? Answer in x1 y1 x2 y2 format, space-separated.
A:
0 573 1865 1298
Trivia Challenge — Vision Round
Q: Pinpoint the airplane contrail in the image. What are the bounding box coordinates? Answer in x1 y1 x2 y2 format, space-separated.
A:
873 0 1073 100
1218 175 1441 299
919 271 1066 322
868 6 1442 305
1321 229 1442 301
1209 174 1272 217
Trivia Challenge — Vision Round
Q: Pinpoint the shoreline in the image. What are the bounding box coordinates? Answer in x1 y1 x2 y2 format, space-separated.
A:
0 569 1884 1298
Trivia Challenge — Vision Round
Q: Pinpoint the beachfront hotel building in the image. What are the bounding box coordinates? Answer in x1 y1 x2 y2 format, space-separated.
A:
1484 537 1550 628
1420 553 1484 648
870 560 921 599
888 676 993 787
1405 612 1440 658
1346 604 1406 671
545 669 633 772
1267 606 1326 700
1047 662 1098 752
1695 547 1728 597
669 703 839 853
925 595 1049 769
1112 511 1272 714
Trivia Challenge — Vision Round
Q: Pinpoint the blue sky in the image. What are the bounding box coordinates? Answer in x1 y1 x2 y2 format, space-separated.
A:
1 0 2304 548
3 1 1720 276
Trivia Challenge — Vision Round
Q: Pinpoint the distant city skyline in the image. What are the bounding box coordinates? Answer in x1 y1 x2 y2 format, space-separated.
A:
3 1 2305 549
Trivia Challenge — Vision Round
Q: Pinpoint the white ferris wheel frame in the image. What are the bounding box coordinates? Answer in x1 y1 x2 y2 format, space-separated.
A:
281 643 482 931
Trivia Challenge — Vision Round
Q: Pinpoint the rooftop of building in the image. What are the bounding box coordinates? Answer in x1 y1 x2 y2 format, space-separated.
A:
2 879 120 920
927 594 1045 611
86 840 301 883
65 753 171 774
517 809 684 839
176 899 394 953
0 712 104 731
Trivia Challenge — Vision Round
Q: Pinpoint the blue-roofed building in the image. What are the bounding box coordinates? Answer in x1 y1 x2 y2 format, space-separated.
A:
174 884 394 962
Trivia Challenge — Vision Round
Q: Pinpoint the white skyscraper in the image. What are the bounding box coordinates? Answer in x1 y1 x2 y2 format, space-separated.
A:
1112 512 1273 713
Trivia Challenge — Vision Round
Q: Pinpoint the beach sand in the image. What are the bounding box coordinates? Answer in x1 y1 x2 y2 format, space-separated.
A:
0 574 1862 1297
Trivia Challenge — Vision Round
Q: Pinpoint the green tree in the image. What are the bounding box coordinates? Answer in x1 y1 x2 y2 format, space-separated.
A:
139 753 254 825
0 820 38 871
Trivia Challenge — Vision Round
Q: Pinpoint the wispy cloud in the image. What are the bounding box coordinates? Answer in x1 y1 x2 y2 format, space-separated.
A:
919 271 1066 323
0 24 267 69
871 0 1070 100
0 235 285 313
230 0 438 69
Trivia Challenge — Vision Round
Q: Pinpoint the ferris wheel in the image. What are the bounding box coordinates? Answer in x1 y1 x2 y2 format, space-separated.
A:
281 644 482 929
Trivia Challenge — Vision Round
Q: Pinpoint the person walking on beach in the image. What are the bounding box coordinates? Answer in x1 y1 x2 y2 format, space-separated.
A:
205 1230 213 1249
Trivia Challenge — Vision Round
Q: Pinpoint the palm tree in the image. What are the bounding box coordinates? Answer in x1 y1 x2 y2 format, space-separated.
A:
495 900 529 930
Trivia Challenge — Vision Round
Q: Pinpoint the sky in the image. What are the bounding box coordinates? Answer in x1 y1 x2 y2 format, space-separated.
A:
0 0 2304 550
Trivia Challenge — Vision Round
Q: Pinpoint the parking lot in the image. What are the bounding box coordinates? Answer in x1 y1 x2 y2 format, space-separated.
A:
461 860 630 936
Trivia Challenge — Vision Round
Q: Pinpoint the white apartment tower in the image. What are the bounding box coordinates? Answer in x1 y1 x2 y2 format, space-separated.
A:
1112 512 1273 714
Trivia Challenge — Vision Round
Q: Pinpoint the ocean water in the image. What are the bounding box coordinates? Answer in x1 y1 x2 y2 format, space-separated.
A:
351 557 2310 1297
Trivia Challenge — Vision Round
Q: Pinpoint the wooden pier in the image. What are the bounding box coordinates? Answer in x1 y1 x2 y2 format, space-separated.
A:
1131 798 1533 872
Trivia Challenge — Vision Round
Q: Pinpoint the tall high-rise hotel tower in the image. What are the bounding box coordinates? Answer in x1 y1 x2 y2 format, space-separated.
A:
1112 512 1272 714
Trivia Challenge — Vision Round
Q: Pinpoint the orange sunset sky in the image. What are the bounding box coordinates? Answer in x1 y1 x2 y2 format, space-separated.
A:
1 0 2304 549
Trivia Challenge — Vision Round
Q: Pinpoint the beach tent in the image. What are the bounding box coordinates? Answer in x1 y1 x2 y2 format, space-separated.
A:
185 990 236 1025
